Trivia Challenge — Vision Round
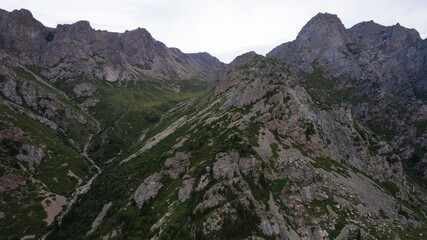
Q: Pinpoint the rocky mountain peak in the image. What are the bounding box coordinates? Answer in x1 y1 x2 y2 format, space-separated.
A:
296 12 347 42
0 8 224 82
10 8 34 18
188 52 226 72
55 20 95 44
68 20 92 33
0 8 47 53
268 12 354 76
351 20 384 34
227 51 260 69
350 20 421 54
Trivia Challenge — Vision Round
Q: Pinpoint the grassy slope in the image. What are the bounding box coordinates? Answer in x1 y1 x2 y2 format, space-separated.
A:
46 58 427 240
1 66 210 239
12 67 97 148
0 104 94 239
87 79 208 163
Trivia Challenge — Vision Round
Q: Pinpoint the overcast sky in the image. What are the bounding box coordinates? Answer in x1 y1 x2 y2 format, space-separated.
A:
1 0 426 63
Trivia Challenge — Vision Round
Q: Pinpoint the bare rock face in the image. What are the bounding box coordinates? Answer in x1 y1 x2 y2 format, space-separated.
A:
0 79 23 105
188 52 226 73
268 13 357 77
0 127 24 141
133 152 192 207
0 8 224 83
15 144 44 172
178 178 195 202
213 152 240 179
260 218 280 236
0 174 26 192
266 12 427 180
79 98 100 111
133 173 163 208
0 9 47 62
163 152 190 179
351 20 421 54
0 76 90 131
396 39 427 101
267 13 417 98
195 183 227 212
73 83 96 98
220 77 268 110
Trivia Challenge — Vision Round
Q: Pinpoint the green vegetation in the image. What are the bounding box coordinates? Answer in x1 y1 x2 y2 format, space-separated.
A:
239 55 263 71
346 43 363 55
4 57 426 240
272 179 288 198
329 219 347 239
0 189 48 239
377 181 400 197
414 120 427 136
404 145 427 188
398 207 409 218
302 70 373 109
219 201 262 239
303 70 341 107
368 119 396 141
291 142 312 157
270 143 279 158
304 122 315 141
311 157 350 178
0 104 93 239
246 122 261 148
242 173 269 205
85 79 208 162
12 67 97 147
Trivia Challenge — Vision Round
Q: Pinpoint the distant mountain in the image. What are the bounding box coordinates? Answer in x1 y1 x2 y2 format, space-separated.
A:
188 52 226 73
0 8 224 82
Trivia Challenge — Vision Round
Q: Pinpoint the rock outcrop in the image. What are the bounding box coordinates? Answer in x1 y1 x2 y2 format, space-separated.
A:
350 20 421 54
134 152 192 207
133 173 163 208
0 76 93 133
15 144 44 172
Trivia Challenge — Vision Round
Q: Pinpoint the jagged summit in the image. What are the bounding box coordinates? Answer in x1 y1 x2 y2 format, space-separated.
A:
296 12 348 42
187 52 226 72
350 20 421 54
227 51 260 68
0 8 224 82
267 12 355 77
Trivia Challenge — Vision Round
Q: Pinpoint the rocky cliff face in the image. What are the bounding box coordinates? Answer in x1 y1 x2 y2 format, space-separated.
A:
268 13 427 183
188 52 226 73
396 39 427 101
350 20 421 54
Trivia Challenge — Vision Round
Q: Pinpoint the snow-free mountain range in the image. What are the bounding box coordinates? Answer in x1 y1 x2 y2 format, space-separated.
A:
0 8 426 240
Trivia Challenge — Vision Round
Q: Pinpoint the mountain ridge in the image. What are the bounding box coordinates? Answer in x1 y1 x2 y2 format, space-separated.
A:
0 9 426 240
0 8 224 83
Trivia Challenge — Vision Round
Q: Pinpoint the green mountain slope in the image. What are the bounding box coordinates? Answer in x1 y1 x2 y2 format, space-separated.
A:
1 9 426 240
0 61 214 240
46 55 427 240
